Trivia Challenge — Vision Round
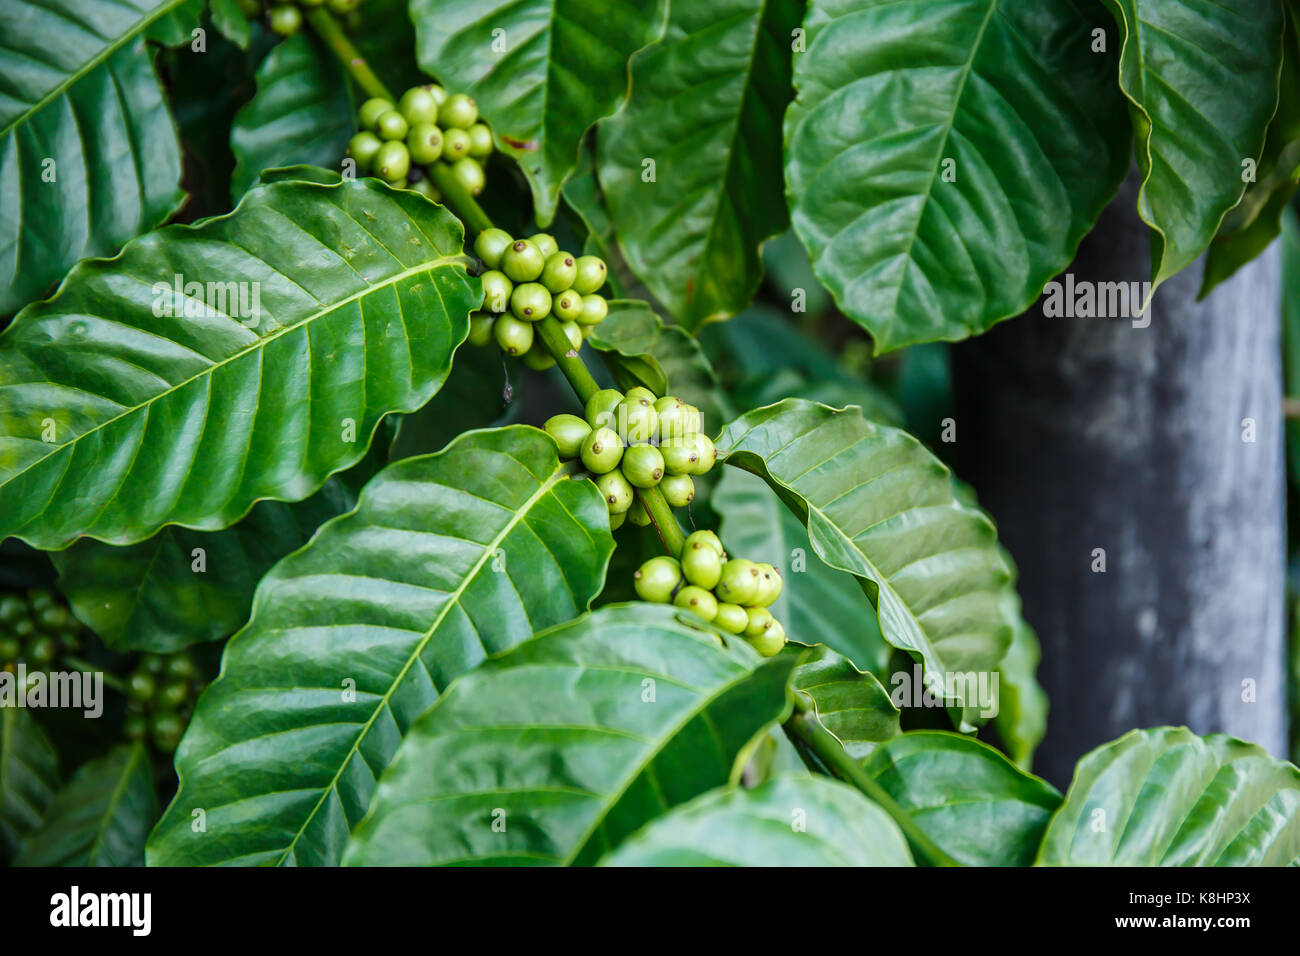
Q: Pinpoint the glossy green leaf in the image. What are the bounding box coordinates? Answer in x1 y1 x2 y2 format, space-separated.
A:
147 426 613 866
598 0 802 329
0 706 58 860
343 603 797 866
0 0 197 315
14 744 155 866
209 0 251 49
51 476 361 653
716 399 1013 729
0 175 478 549
562 146 652 301
586 300 728 427
793 644 899 759
1038 727 1300 866
389 343 519 460
865 731 1059 866
230 32 354 200
410 0 669 224
714 467 891 676
784 0 1130 353
1104 0 1286 291
599 774 912 866
993 588 1047 771
1199 3 1300 297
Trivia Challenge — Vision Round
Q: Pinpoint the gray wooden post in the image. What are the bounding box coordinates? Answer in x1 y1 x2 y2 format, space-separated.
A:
952 172 1288 787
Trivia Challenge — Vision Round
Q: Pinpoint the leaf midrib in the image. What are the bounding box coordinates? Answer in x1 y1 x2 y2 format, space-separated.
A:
275 459 569 865
0 0 192 139
85 745 146 865
2 252 466 496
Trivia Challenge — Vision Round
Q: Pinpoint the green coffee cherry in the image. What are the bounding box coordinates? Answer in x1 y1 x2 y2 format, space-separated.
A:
481 270 513 313
576 293 608 326
28 591 54 613
510 282 552 321
684 529 724 557
127 672 156 703
716 559 762 606
690 433 717 475
660 439 699 476
359 98 395 130
0 636 21 662
616 397 657 444
544 414 591 458
655 397 701 441
36 604 71 631
398 87 439 126
375 141 410 182
502 240 545 282
468 313 495 347
540 252 578 293
493 314 534 355
673 585 718 623
124 714 148 741
375 110 409 141
467 123 493 158
28 636 57 665
440 93 478 129
406 124 443 164
528 234 559 258
451 157 486 196
744 606 775 639
713 603 749 635
627 499 651 526
157 681 189 711
572 255 608 294
238 0 261 17
0 595 24 624
681 543 722 589
596 470 635 514
168 655 198 680
443 128 472 160
609 511 626 531
411 178 441 201
560 320 584 351
142 653 166 674
151 713 186 753
625 386 657 405
327 0 358 12
523 346 555 370
748 617 786 657
585 388 624 429
659 473 695 508
426 84 448 106
754 564 783 607
269 4 302 36
621 444 664 488
13 618 34 640
348 131 383 172
552 289 583 322
580 427 623 474
474 228 514 270
634 556 683 603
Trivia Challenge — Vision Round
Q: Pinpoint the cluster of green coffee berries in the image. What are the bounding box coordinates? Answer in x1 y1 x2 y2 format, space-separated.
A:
123 652 205 754
239 0 368 37
0 589 82 673
468 229 609 369
347 85 491 197
635 532 787 657
544 386 714 528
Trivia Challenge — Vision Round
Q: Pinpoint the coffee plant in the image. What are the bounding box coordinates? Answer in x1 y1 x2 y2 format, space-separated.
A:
0 0 1297 870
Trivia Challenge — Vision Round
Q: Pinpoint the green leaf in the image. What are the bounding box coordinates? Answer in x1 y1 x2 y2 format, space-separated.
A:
1103 0 1286 291
1199 3 1300 297
0 706 59 861
230 32 355 201
598 774 912 866
993 588 1047 771
389 342 519 460
586 300 728 427
792 644 899 759
0 175 478 549
562 145 652 301
864 731 1060 866
51 476 362 653
716 399 1013 730
209 0 251 49
343 603 797 866
146 426 614 866
714 467 892 675
410 0 669 225
14 744 156 866
1037 727 1300 866
597 0 802 329
0 0 199 315
784 0 1131 353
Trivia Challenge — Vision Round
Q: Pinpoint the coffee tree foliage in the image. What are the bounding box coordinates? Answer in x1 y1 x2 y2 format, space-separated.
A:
0 0 1297 868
